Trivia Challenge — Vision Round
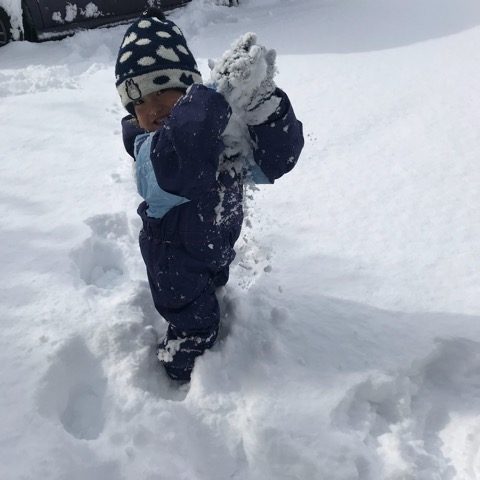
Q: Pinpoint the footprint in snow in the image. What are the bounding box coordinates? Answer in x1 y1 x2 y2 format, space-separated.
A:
332 337 480 479
36 336 107 440
70 213 129 289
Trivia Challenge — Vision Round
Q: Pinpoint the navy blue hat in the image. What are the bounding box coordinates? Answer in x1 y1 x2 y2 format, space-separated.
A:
115 9 202 112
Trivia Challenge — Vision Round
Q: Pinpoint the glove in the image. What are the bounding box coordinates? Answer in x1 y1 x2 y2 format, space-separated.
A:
208 32 280 125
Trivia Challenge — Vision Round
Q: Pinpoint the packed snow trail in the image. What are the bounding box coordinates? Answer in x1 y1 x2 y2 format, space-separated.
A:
2 0 480 479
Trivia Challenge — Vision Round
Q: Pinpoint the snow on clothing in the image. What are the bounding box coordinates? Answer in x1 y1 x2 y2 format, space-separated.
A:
122 84 304 380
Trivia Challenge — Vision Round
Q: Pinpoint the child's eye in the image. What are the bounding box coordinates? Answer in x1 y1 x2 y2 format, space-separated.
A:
133 99 144 106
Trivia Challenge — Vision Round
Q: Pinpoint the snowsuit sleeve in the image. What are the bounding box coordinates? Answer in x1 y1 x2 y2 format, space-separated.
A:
149 84 231 201
248 88 304 183
121 115 144 159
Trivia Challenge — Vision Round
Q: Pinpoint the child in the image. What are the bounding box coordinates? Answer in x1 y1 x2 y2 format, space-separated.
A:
116 8 304 381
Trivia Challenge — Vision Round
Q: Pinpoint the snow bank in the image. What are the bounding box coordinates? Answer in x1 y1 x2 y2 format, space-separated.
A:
181 0 480 56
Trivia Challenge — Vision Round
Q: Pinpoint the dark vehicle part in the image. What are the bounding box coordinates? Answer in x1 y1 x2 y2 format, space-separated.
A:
0 7 11 46
0 0 191 47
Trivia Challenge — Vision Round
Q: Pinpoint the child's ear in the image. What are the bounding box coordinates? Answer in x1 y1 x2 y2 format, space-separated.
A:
126 103 136 117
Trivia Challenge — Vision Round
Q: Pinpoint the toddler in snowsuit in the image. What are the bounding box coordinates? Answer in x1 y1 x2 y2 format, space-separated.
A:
116 8 304 381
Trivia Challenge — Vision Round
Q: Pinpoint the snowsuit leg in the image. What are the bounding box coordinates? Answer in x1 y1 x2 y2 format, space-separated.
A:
138 202 230 380
145 265 220 380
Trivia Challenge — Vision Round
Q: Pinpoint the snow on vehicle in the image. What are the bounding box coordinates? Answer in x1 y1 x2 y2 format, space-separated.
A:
0 0 191 47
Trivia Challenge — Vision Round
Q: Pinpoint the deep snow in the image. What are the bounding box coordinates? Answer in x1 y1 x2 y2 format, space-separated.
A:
2 0 480 478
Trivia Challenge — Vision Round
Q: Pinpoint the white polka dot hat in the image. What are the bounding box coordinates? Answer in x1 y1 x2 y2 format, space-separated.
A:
115 8 202 112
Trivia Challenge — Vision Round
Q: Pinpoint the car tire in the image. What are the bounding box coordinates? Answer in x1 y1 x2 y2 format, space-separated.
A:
0 8 11 47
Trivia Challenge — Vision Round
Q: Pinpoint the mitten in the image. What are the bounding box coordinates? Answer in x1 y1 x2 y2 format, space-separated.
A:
208 33 280 125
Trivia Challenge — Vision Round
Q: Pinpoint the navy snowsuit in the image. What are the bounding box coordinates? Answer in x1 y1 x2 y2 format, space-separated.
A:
122 84 304 379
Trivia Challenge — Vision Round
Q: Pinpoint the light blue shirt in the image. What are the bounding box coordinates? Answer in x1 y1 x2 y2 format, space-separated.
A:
134 132 271 219
134 133 190 219
248 161 271 184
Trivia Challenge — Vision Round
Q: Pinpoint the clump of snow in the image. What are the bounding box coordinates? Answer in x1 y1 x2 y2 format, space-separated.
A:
51 11 63 24
65 3 78 23
208 32 278 122
0 0 23 39
52 3 81 24
82 2 102 19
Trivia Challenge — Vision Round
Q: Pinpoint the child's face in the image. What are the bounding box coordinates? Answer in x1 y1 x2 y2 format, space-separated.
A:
134 89 184 132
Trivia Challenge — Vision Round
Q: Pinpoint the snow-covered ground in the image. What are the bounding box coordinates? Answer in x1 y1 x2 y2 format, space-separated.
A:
2 0 480 478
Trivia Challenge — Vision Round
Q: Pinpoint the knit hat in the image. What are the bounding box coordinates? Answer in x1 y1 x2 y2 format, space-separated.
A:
115 8 202 113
